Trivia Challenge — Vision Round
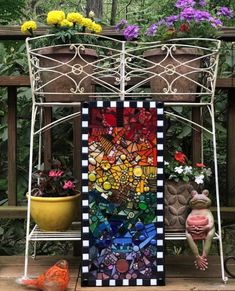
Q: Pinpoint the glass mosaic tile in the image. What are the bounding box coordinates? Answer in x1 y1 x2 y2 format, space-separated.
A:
81 101 165 286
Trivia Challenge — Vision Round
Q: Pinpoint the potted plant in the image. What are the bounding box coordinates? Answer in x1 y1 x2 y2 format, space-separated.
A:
21 10 102 102
27 159 80 231
164 151 212 231
116 1 233 101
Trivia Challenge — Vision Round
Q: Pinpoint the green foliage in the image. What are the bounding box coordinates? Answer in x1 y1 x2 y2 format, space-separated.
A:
0 42 28 75
50 27 78 44
0 219 73 255
0 0 26 24
30 241 74 256
0 219 25 255
0 41 31 201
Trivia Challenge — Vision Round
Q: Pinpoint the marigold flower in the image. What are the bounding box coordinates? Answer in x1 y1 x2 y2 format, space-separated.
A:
21 20 37 35
80 17 93 28
67 12 84 24
90 23 102 33
47 10 65 25
174 151 187 164
60 19 73 28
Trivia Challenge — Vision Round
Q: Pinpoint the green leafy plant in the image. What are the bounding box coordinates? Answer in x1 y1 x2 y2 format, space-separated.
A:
0 219 25 255
31 159 79 197
165 151 212 184
115 0 234 41
21 10 102 44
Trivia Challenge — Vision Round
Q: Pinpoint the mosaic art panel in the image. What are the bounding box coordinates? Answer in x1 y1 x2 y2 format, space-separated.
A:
81 101 165 286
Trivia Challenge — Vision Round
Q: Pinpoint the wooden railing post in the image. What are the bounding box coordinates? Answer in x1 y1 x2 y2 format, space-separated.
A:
7 86 17 206
227 87 235 206
192 107 202 165
43 107 52 169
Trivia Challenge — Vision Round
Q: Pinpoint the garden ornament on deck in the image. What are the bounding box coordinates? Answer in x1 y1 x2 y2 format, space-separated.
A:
165 151 211 231
17 259 70 291
186 189 215 271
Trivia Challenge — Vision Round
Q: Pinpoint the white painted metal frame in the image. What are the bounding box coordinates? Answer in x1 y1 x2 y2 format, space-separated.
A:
23 33 226 282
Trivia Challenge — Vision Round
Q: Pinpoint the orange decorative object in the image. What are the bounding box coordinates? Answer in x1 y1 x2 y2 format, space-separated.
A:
18 260 69 291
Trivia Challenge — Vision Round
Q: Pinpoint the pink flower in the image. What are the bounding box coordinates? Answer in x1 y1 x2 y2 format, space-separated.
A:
63 180 75 190
49 170 64 177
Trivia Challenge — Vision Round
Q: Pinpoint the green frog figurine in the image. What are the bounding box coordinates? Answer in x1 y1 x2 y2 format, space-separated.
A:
186 189 215 271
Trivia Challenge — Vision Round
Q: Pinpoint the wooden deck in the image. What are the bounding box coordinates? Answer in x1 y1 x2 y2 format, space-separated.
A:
0 255 235 290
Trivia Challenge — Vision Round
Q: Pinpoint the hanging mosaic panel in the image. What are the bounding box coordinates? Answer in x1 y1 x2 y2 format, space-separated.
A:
81 101 165 287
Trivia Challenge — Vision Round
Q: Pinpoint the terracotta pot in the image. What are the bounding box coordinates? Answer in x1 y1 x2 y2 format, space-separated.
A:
143 47 202 102
38 47 98 102
165 180 195 231
27 193 80 231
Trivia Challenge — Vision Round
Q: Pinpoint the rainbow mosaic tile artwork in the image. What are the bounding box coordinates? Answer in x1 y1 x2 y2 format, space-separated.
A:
81 101 165 286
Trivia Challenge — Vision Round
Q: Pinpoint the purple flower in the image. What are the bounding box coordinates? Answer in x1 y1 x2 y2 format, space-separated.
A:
217 7 234 19
194 10 211 22
198 0 206 7
145 23 158 36
165 15 179 26
115 19 128 31
180 7 196 21
175 0 195 9
123 25 140 40
210 17 223 27
157 19 166 26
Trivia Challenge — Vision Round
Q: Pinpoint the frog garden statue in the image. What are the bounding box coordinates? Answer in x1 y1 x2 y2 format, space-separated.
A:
186 189 215 271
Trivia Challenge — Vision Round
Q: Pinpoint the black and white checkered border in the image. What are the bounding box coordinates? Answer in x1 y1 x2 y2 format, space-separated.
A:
81 101 165 287
156 101 165 285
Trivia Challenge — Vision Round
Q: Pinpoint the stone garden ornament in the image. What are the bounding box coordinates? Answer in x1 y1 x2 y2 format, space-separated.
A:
186 189 215 270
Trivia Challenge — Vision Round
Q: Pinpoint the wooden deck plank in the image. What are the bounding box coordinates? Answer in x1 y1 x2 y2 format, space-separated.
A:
0 256 235 290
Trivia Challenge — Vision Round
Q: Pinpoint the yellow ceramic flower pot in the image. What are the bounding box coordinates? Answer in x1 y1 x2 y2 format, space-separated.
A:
27 193 80 231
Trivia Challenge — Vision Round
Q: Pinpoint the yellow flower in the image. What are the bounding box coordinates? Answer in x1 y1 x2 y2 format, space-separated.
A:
80 17 93 28
91 23 102 34
60 19 73 28
47 10 65 25
21 20 37 35
67 12 83 24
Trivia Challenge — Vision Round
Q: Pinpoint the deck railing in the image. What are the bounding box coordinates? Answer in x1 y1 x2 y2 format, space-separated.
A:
0 26 235 219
